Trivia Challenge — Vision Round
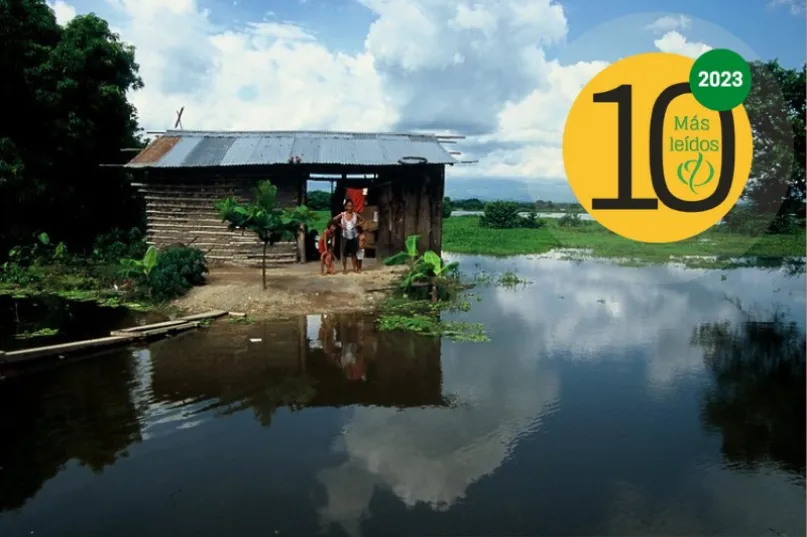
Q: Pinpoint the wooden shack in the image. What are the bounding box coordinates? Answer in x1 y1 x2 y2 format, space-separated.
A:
124 130 460 265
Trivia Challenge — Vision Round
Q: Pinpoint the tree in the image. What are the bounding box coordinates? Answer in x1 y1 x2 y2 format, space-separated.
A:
0 1 144 256
306 189 332 211
692 310 805 477
729 60 806 232
442 197 453 219
215 181 317 289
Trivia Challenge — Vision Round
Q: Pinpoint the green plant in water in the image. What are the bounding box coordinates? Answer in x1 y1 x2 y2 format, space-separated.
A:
384 235 460 301
472 270 530 288
15 327 59 339
215 180 317 289
376 314 489 342
377 296 488 342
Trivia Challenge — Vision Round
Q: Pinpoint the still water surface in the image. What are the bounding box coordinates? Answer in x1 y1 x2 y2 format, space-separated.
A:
0 255 804 536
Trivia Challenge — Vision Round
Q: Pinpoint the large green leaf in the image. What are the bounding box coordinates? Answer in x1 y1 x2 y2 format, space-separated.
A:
142 245 159 276
405 235 419 257
422 251 442 271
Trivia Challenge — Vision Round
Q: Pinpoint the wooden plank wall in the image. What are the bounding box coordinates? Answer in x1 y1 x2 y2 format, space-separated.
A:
134 168 302 266
375 165 445 258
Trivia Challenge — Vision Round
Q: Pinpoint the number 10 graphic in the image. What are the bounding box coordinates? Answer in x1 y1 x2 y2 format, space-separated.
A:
591 82 737 214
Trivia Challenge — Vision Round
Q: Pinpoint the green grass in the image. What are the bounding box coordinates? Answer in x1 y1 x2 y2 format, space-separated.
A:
441 215 805 266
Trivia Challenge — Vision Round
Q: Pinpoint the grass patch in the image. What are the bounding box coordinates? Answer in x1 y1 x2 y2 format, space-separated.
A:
376 296 489 342
14 327 59 339
442 215 805 267
471 270 531 288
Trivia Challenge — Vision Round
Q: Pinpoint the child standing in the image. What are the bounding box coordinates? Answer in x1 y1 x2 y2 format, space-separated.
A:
356 225 366 273
319 223 336 275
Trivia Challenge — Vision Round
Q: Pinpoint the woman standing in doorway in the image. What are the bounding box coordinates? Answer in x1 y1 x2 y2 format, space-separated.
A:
332 200 364 274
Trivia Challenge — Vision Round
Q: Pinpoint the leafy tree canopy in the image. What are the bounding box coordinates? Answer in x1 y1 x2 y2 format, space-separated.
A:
0 0 145 255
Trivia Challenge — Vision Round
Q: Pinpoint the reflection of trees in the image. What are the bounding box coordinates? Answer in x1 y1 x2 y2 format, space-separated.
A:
0 295 159 351
148 314 445 426
0 350 142 511
692 310 805 478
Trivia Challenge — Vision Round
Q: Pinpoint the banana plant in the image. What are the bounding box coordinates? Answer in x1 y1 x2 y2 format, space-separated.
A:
384 235 460 301
119 245 159 277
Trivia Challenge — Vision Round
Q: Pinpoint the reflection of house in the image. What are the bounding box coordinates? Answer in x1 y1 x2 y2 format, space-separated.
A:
125 131 460 265
147 314 446 412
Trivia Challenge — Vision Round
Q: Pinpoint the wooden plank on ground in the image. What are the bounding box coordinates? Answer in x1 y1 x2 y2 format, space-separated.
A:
111 321 199 338
113 310 226 334
1 335 136 364
177 310 228 321
0 311 228 366
114 319 189 333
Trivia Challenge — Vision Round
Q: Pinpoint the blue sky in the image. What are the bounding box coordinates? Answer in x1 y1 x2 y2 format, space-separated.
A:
49 0 805 200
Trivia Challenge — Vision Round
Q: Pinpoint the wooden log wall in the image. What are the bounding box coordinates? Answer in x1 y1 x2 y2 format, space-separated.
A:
134 168 303 266
375 165 445 258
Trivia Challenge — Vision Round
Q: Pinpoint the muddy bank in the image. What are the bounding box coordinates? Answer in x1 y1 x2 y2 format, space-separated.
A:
172 261 406 318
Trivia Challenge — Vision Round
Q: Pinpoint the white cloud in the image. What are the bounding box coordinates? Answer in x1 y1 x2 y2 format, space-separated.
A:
645 14 691 34
317 341 561 535
654 30 712 59
44 0 727 194
769 0 806 14
103 0 396 132
47 0 76 25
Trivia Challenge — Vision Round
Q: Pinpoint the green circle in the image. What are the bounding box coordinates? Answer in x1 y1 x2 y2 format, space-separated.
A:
688 49 751 111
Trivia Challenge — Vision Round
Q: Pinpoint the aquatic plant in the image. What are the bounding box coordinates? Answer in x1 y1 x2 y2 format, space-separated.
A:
384 235 460 301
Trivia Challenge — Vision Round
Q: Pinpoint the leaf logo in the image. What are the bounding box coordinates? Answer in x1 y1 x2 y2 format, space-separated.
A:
676 152 715 194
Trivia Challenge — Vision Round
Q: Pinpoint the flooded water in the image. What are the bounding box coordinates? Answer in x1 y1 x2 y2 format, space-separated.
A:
0 294 164 352
453 210 594 220
0 255 804 537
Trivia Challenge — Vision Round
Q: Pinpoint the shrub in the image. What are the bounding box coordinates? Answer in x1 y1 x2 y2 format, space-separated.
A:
479 201 544 229
156 246 208 286
443 197 453 219
145 246 208 301
120 245 208 302
92 227 148 263
558 212 586 228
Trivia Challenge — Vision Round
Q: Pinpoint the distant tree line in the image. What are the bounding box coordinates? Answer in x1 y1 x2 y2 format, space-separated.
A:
446 198 583 213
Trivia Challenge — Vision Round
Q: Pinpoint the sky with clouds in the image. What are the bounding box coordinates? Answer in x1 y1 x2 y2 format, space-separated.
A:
46 0 805 200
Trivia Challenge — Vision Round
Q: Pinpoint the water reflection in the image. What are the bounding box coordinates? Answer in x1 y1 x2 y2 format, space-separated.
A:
146 314 445 426
0 256 804 537
694 313 806 479
0 350 142 511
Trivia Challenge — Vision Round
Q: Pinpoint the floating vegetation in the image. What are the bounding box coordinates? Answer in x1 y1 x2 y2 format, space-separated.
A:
14 327 59 339
376 314 489 342
376 296 489 342
470 270 531 288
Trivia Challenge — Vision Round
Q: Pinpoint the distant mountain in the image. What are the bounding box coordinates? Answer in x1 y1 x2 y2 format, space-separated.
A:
445 178 577 202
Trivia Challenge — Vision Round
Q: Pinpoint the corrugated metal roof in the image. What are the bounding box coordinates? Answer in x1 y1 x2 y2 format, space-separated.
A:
128 136 181 164
126 130 457 168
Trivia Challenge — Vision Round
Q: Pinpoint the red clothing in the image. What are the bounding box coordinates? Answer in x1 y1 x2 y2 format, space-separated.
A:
345 188 365 214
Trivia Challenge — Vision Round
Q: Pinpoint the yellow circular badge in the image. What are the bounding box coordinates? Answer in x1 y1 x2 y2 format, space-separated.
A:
562 52 753 243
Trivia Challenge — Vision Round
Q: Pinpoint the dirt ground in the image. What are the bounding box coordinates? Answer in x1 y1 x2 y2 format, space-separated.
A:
172 259 406 318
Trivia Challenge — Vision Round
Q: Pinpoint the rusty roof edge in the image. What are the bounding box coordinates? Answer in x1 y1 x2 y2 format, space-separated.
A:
157 129 461 140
